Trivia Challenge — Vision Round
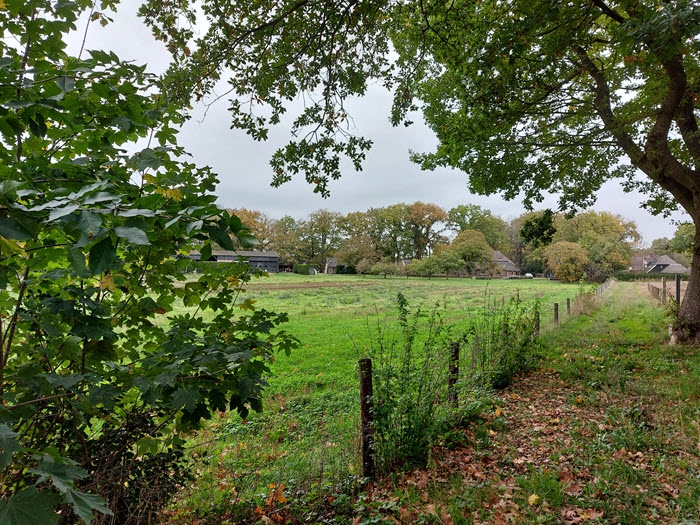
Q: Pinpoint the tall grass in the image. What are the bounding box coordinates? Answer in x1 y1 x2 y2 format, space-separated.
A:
367 291 542 473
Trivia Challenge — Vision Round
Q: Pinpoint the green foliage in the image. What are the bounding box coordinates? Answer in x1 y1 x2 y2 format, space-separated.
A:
368 291 540 472
0 3 298 523
543 242 590 283
520 209 556 248
448 230 493 274
293 263 318 275
368 294 455 471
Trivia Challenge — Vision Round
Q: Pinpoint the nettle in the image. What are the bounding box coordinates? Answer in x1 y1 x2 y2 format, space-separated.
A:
0 1 298 524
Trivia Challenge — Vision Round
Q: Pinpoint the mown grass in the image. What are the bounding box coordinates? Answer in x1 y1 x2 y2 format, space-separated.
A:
160 274 580 523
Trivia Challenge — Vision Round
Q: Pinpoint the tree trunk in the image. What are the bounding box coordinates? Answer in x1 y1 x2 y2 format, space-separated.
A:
675 223 700 342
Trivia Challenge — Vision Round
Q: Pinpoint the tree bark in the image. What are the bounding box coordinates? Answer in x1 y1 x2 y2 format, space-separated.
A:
675 224 700 343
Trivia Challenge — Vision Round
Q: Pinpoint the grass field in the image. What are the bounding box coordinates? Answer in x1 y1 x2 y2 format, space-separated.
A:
161 276 700 525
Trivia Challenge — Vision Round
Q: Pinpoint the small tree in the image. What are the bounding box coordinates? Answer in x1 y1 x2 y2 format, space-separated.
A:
370 260 397 279
543 242 590 283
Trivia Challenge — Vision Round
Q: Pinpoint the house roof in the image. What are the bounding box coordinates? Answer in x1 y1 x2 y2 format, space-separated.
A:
651 263 689 274
492 250 520 272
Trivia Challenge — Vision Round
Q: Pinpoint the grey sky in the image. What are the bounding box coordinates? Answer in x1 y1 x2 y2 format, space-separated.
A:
76 6 689 245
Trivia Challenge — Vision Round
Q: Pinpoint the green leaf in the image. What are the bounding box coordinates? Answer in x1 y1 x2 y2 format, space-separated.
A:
172 386 203 412
114 226 150 246
31 455 88 494
88 237 115 275
0 424 22 470
0 487 60 525
55 76 75 93
199 243 212 261
208 226 234 251
0 217 33 240
48 204 79 221
67 246 89 277
63 489 112 525
0 180 22 199
77 211 102 236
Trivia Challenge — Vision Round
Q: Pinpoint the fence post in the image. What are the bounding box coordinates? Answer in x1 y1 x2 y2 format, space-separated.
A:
448 342 459 406
534 309 540 337
676 274 681 303
359 358 375 479
554 303 559 326
566 298 571 316
662 278 667 305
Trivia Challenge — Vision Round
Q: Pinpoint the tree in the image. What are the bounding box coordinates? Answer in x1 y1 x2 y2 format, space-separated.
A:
448 204 509 251
448 230 493 276
370 260 397 279
230 208 277 251
143 1 700 339
334 234 379 269
0 2 298 523
269 215 302 266
406 202 448 259
543 242 591 283
297 209 344 269
553 211 641 273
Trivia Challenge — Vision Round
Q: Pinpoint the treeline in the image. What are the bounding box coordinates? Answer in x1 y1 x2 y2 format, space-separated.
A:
231 204 693 282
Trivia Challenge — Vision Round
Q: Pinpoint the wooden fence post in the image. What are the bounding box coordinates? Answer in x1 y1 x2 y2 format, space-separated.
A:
359 358 375 479
554 303 559 327
676 274 681 303
662 278 667 304
566 298 571 316
448 342 459 406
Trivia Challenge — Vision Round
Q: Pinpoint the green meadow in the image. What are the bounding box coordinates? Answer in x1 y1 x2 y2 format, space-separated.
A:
163 274 582 522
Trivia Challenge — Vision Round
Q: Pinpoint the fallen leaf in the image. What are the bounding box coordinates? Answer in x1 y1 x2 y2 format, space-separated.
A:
528 494 540 506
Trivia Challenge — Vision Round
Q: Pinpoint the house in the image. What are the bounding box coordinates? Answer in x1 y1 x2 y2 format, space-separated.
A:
472 250 520 277
491 250 521 277
189 250 280 273
630 254 689 275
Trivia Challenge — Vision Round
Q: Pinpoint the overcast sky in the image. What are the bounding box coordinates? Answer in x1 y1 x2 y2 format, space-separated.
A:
73 6 690 245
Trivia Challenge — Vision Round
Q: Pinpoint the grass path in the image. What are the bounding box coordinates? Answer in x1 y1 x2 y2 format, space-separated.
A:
358 282 700 524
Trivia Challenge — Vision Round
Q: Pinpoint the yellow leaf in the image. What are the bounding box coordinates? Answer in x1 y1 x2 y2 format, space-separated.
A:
100 273 116 292
494 406 503 417
0 0 6 8
164 188 183 201
528 494 540 506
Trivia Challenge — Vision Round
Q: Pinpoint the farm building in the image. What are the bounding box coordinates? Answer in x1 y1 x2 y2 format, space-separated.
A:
630 255 689 275
189 250 280 273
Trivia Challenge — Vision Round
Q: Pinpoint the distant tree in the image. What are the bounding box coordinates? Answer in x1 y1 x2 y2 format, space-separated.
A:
448 204 509 251
370 260 397 279
334 234 379 269
269 215 302 265
553 211 640 274
435 252 465 279
669 223 695 261
543 242 590 283
448 230 493 275
356 258 374 276
297 209 344 268
230 208 276 250
411 257 441 279
368 204 412 261
406 202 448 259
